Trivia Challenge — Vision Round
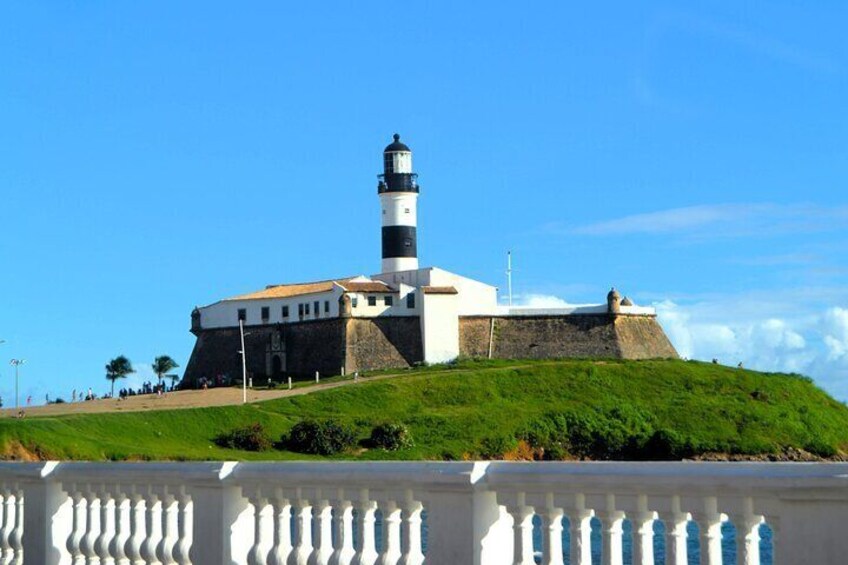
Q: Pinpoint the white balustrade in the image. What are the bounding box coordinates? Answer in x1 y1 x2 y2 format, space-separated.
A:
268 491 293 565
1 461 848 564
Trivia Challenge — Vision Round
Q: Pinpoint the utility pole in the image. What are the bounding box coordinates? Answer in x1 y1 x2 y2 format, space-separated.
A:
507 251 513 307
239 319 247 404
9 359 26 410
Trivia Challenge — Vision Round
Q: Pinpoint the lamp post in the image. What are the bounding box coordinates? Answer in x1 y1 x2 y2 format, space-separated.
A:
9 359 26 410
238 319 247 404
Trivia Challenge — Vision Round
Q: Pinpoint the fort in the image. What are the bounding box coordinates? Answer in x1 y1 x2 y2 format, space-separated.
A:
183 136 677 385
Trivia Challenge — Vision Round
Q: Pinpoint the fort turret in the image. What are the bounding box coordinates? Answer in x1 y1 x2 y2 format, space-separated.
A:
378 134 419 273
607 287 621 315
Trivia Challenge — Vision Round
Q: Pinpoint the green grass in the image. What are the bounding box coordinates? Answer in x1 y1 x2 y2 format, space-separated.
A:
2 359 847 461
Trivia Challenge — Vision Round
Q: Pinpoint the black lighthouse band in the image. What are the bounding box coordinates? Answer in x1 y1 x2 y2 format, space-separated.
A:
382 226 418 258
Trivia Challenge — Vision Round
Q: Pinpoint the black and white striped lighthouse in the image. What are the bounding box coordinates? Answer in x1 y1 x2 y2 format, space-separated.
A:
378 134 419 273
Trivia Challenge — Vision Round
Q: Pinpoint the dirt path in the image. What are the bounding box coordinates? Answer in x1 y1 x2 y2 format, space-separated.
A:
0 362 543 418
0 376 379 418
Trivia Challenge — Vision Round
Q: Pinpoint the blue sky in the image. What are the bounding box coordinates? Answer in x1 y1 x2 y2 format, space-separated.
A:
1 2 847 402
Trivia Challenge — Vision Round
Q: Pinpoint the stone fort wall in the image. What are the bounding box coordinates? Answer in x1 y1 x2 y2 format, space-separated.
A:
182 314 676 386
182 317 423 386
458 314 678 360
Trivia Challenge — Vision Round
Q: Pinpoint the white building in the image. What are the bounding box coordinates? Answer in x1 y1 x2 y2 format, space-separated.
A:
188 135 665 380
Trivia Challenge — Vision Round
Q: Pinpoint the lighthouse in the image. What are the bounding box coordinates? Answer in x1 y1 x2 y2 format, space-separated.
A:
378 134 420 273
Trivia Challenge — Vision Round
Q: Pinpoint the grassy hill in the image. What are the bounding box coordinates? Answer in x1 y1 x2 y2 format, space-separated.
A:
1 359 846 461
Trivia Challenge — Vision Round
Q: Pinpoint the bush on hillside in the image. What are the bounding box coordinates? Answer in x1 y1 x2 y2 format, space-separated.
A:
285 419 356 455
215 423 272 452
643 429 694 460
369 423 414 451
479 435 519 459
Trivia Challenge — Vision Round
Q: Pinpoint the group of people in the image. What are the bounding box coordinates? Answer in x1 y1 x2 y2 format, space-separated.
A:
196 373 230 390
117 380 174 399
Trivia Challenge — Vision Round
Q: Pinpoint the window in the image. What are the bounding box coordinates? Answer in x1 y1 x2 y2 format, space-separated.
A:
406 293 415 308
324 300 330 313
305 303 310 315
384 296 393 306
367 296 377 307
314 301 320 317
261 307 270 320
298 303 304 317
404 238 413 248
352 297 359 308
282 305 289 318
237 309 247 322
404 208 410 214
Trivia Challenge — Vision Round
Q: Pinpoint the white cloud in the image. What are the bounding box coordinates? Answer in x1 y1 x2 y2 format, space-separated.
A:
516 294 571 308
569 203 848 238
823 307 848 361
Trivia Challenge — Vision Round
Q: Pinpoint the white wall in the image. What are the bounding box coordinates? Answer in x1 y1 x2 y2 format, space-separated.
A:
348 287 419 317
380 192 418 227
420 291 460 364
198 286 344 329
372 267 500 316
426 268 499 315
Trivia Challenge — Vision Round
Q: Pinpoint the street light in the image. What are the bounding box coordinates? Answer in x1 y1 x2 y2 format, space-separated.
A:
237 319 253 404
9 359 26 410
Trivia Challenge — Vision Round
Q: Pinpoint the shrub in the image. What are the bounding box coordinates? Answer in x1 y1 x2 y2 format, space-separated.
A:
286 419 356 455
480 435 518 459
369 423 413 451
214 423 272 452
804 440 837 458
643 429 693 460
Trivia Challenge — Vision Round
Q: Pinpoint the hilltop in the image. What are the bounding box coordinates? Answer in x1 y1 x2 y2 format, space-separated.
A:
0 359 845 462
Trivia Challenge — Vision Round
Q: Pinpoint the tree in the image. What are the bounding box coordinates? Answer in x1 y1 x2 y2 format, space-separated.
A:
152 355 180 389
105 355 134 398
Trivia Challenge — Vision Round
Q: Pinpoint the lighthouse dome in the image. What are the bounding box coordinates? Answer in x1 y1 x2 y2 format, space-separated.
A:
384 133 411 153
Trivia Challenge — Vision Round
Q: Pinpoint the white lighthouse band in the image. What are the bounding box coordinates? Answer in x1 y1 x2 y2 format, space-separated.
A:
379 134 419 273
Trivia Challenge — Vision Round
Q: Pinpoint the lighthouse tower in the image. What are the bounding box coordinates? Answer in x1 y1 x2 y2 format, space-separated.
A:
378 134 419 273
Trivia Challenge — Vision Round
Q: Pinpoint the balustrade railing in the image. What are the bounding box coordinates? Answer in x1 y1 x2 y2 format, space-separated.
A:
1 461 847 564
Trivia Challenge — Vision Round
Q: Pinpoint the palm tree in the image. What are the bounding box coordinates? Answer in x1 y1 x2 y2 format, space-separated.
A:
105 355 134 398
152 355 180 390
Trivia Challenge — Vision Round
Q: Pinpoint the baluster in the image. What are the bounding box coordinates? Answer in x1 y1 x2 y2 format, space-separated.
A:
599 501 624 565
290 496 313 565
81 488 102 565
110 491 131 565
661 497 688 565
125 493 146 565
9 488 22 565
157 490 179 564
507 501 534 565
568 507 593 565
351 494 378 565
541 497 564 565
0 489 13 563
376 500 401 565
172 489 193 565
141 491 163 564
397 493 423 565
268 491 293 565
95 488 117 565
731 497 760 565
248 492 272 565
309 497 333 565
698 498 722 565
67 489 87 565
632 495 655 565
329 496 354 565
